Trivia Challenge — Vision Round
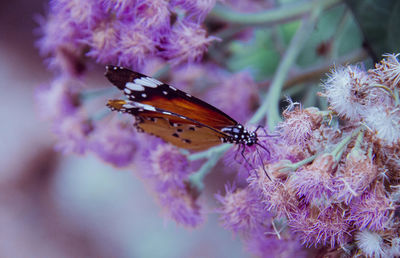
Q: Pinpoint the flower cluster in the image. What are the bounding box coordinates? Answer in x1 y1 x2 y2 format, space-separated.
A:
38 0 218 74
215 55 400 257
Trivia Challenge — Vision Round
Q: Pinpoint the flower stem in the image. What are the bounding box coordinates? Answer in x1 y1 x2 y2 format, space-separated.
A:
189 145 229 191
249 1 325 129
210 0 341 25
280 154 317 172
331 127 362 161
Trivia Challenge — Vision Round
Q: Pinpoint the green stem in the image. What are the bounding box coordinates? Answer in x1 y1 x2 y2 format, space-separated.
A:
210 0 342 25
280 154 317 172
249 2 324 129
331 127 362 161
189 146 229 191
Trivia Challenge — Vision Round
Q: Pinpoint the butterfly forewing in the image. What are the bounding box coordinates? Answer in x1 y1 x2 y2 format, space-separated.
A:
105 65 238 129
107 100 228 150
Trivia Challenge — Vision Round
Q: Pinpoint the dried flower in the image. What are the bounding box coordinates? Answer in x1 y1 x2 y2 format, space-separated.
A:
369 53 400 89
335 148 379 204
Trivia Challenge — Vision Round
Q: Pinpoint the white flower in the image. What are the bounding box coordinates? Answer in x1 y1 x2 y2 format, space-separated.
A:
323 66 372 120
364 106 400 146
355 230 386 258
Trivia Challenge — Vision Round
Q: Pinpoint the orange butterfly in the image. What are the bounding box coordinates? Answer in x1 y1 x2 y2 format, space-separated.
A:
105 65 260 151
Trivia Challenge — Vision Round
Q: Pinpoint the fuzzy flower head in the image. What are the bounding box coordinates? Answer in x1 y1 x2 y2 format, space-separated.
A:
369 53 400 89
158 183 204 228
278 105 323 148
34 77 80 120
289 206 351 248
364 106 400 147
149 144 191 191
215 185 270 234
335 148 379 204
88 120 138 167
52 111 92 154
247 166 298 218
161 20 219 64
288 154 337 204
348 183 394 231
323 65 373 120
205 71 259 123
355 230 386 258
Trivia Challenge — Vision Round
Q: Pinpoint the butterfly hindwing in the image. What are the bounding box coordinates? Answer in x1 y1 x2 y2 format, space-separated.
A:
107 100 228 150
105 65 238 130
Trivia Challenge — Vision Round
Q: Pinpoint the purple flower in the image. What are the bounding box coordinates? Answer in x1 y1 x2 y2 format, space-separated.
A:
287 154 337 204
38 0 218 72
34 77 79 120
149 144 191 191
171 0 216 22
52 111 92 154
278 106 322 148
247 168 298 218
205 71 259 124
347 183 394 231
244 231 307 258
215 184 270 235
88 121 138 167
289 206 351 248
160 20 220 64
335 148 379 204
157 183 204 228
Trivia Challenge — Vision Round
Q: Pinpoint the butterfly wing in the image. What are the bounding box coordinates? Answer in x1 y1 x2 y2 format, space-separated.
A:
105 65 238 130
107 100 228 150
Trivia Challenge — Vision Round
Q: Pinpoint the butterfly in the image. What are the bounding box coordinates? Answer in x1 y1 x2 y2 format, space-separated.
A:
105 65 269 173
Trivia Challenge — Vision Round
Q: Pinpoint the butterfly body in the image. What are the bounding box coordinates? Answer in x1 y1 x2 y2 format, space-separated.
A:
105 65 258 151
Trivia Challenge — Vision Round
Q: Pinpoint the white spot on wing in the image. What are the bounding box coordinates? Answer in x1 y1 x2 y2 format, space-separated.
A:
126 82 145 91
124 88 132 94
141 93 147 98
162 91 168 95
135 77 158 88
147 77 163 85
169 86 177 91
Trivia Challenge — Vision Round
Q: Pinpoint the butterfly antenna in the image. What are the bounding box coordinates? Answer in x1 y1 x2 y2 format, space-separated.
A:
253 125 280 138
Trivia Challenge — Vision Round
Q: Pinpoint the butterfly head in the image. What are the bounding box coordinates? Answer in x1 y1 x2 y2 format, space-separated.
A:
221 124 258 146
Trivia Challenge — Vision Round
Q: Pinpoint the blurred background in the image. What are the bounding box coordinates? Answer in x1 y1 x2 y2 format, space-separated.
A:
1 0 399 257
0 1 247 257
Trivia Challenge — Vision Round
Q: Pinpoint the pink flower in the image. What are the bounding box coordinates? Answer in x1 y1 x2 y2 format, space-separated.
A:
278 106 322 148
288 154 337 204
88 121 138 167
215 185 270 234
289 205 351 248
348 183 394 231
